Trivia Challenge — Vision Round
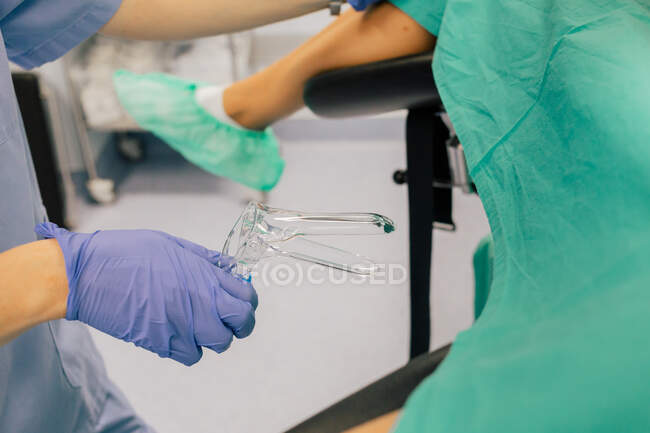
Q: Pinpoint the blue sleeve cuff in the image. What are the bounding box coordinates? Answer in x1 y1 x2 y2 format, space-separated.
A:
6 0 122 69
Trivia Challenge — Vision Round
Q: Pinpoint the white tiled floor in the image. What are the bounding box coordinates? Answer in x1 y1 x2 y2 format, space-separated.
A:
77 132 489 433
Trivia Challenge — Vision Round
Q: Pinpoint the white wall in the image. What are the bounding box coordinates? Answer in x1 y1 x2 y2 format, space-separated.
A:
251 9 335 70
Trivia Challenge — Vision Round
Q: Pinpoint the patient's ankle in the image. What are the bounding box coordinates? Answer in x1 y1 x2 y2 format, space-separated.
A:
223 86 270 131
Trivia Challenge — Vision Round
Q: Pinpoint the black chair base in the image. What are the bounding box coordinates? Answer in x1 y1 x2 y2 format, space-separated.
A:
285 344 450 433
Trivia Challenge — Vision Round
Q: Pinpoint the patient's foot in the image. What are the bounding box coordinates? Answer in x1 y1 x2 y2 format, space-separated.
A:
194 86 244 129
195 81 280 131
219 64 306 131
221 82 278 131
113 70 285 191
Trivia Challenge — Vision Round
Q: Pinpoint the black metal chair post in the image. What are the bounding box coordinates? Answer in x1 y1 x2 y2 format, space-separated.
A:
405 109 451 358
304 53 449 359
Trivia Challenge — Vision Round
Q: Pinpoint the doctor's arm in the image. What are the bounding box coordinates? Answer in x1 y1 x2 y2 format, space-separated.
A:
100 0 332 39
0 240 68 346
0 224 257 366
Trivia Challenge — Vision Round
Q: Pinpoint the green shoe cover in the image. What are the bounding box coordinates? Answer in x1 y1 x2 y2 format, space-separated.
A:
113 70 284 191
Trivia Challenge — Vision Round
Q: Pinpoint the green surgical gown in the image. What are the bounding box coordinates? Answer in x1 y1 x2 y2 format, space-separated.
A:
388 0 650 431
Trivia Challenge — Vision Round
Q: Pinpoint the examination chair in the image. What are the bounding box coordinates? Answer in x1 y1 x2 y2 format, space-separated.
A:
286 53 474 432
305 52 473 359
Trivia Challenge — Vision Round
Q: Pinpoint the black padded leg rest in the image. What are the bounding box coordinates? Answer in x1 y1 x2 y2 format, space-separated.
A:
304 53 439 118
285 344 450 433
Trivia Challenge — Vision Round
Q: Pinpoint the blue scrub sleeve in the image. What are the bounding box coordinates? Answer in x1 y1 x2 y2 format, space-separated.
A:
388 0 446 36
0 0 123 69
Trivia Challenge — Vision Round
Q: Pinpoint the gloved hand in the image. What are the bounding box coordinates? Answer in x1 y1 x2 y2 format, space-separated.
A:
347 0 383 11
35 222 257 366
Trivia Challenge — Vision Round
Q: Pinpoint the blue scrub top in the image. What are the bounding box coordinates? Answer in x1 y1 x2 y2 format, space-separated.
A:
0 1 153 431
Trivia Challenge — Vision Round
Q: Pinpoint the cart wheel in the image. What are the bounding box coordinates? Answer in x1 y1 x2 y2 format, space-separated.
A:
116 134 145 162
87 178 116 204
393 169 408 184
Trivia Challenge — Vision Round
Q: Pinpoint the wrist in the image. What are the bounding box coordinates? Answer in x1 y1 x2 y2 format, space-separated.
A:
38 239 70 322
22 239 69 324
0 239 69 345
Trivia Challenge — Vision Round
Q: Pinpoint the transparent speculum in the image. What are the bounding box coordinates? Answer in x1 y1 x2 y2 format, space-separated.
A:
219 202 395 278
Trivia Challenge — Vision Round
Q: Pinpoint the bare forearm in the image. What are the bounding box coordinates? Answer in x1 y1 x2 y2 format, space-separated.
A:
270 3 436 114
101 0 330 40
287 3 435 81
0 240 68 345
225 2 436 129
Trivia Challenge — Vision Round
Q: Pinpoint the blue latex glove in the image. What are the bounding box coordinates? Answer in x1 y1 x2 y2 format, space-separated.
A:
35 222 257 366
347 0 383 11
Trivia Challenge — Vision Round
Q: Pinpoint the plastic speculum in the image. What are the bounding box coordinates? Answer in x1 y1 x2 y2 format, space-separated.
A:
219 202 395 278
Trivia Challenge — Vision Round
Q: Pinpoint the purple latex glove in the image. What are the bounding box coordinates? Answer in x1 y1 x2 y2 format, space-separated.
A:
347 0 383 11
36 222 257 366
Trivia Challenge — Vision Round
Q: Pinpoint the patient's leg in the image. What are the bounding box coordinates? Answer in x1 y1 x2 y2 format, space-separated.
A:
223 3 435 130
112 3 435 190
342 410 401 433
